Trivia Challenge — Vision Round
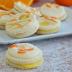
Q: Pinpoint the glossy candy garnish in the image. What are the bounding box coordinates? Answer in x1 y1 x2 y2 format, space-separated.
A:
15 23 23 28
41 15 57 23
18 47 33 54
9 21 23 28
9 44 17 48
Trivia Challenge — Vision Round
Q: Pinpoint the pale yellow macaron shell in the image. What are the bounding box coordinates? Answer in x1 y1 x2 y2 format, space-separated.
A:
40 3 67 20
6 59 43 69
6 43 44 69
7 43 43 59
6 12 39 38
37 15 61 34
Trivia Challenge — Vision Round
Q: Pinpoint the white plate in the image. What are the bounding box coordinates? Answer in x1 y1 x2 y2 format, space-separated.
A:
0 7 72 44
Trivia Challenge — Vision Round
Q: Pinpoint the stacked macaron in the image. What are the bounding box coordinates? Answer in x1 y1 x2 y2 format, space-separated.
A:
11 2 41 16
0 10 13 29
6 43 44 69
37 15 61 34
11 2 27 14
39 3 67 21
6 11 39 38
11 2 32 14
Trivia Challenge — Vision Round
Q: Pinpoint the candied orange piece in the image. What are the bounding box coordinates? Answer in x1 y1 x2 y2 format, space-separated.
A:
9 44 17 48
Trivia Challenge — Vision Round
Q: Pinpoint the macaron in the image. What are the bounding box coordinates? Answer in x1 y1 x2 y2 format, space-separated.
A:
11 2 26 14
0 10 13 30
39 3 67 21
6 43 44 69
5 12 39 38
11 2 41 16
11 2 31 14
37 15 61 34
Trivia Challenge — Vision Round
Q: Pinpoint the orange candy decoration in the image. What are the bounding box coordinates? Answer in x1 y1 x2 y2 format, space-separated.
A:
55 0 72 6
9 44 17 48
18 48 33 54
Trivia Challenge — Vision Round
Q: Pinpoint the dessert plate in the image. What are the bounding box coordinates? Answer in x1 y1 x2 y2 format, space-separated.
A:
0 7 72 44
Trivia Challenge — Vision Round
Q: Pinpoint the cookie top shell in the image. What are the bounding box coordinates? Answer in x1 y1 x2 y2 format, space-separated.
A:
7 43 43 59
40 3 66 20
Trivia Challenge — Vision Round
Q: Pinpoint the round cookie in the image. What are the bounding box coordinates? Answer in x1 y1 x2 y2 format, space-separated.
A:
5 12 39 38
11 2 28 14
40 3 67 21
11 2 41 16
0 10 13 30
37 15 61 34
6 43 44 69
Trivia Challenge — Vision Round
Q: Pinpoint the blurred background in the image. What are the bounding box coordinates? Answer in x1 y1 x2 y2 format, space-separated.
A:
0 0 72 11
33 0 54 6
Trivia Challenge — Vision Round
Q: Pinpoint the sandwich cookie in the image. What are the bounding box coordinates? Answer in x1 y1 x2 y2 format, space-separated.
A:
40 3 67 21
6 43 44 69
5 12 39 38
11 2 41 16
11 2 28 14
37 15 61 34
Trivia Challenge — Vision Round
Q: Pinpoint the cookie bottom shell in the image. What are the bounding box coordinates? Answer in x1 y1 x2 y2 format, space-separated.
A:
6 59 43 69
37 27 60 35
